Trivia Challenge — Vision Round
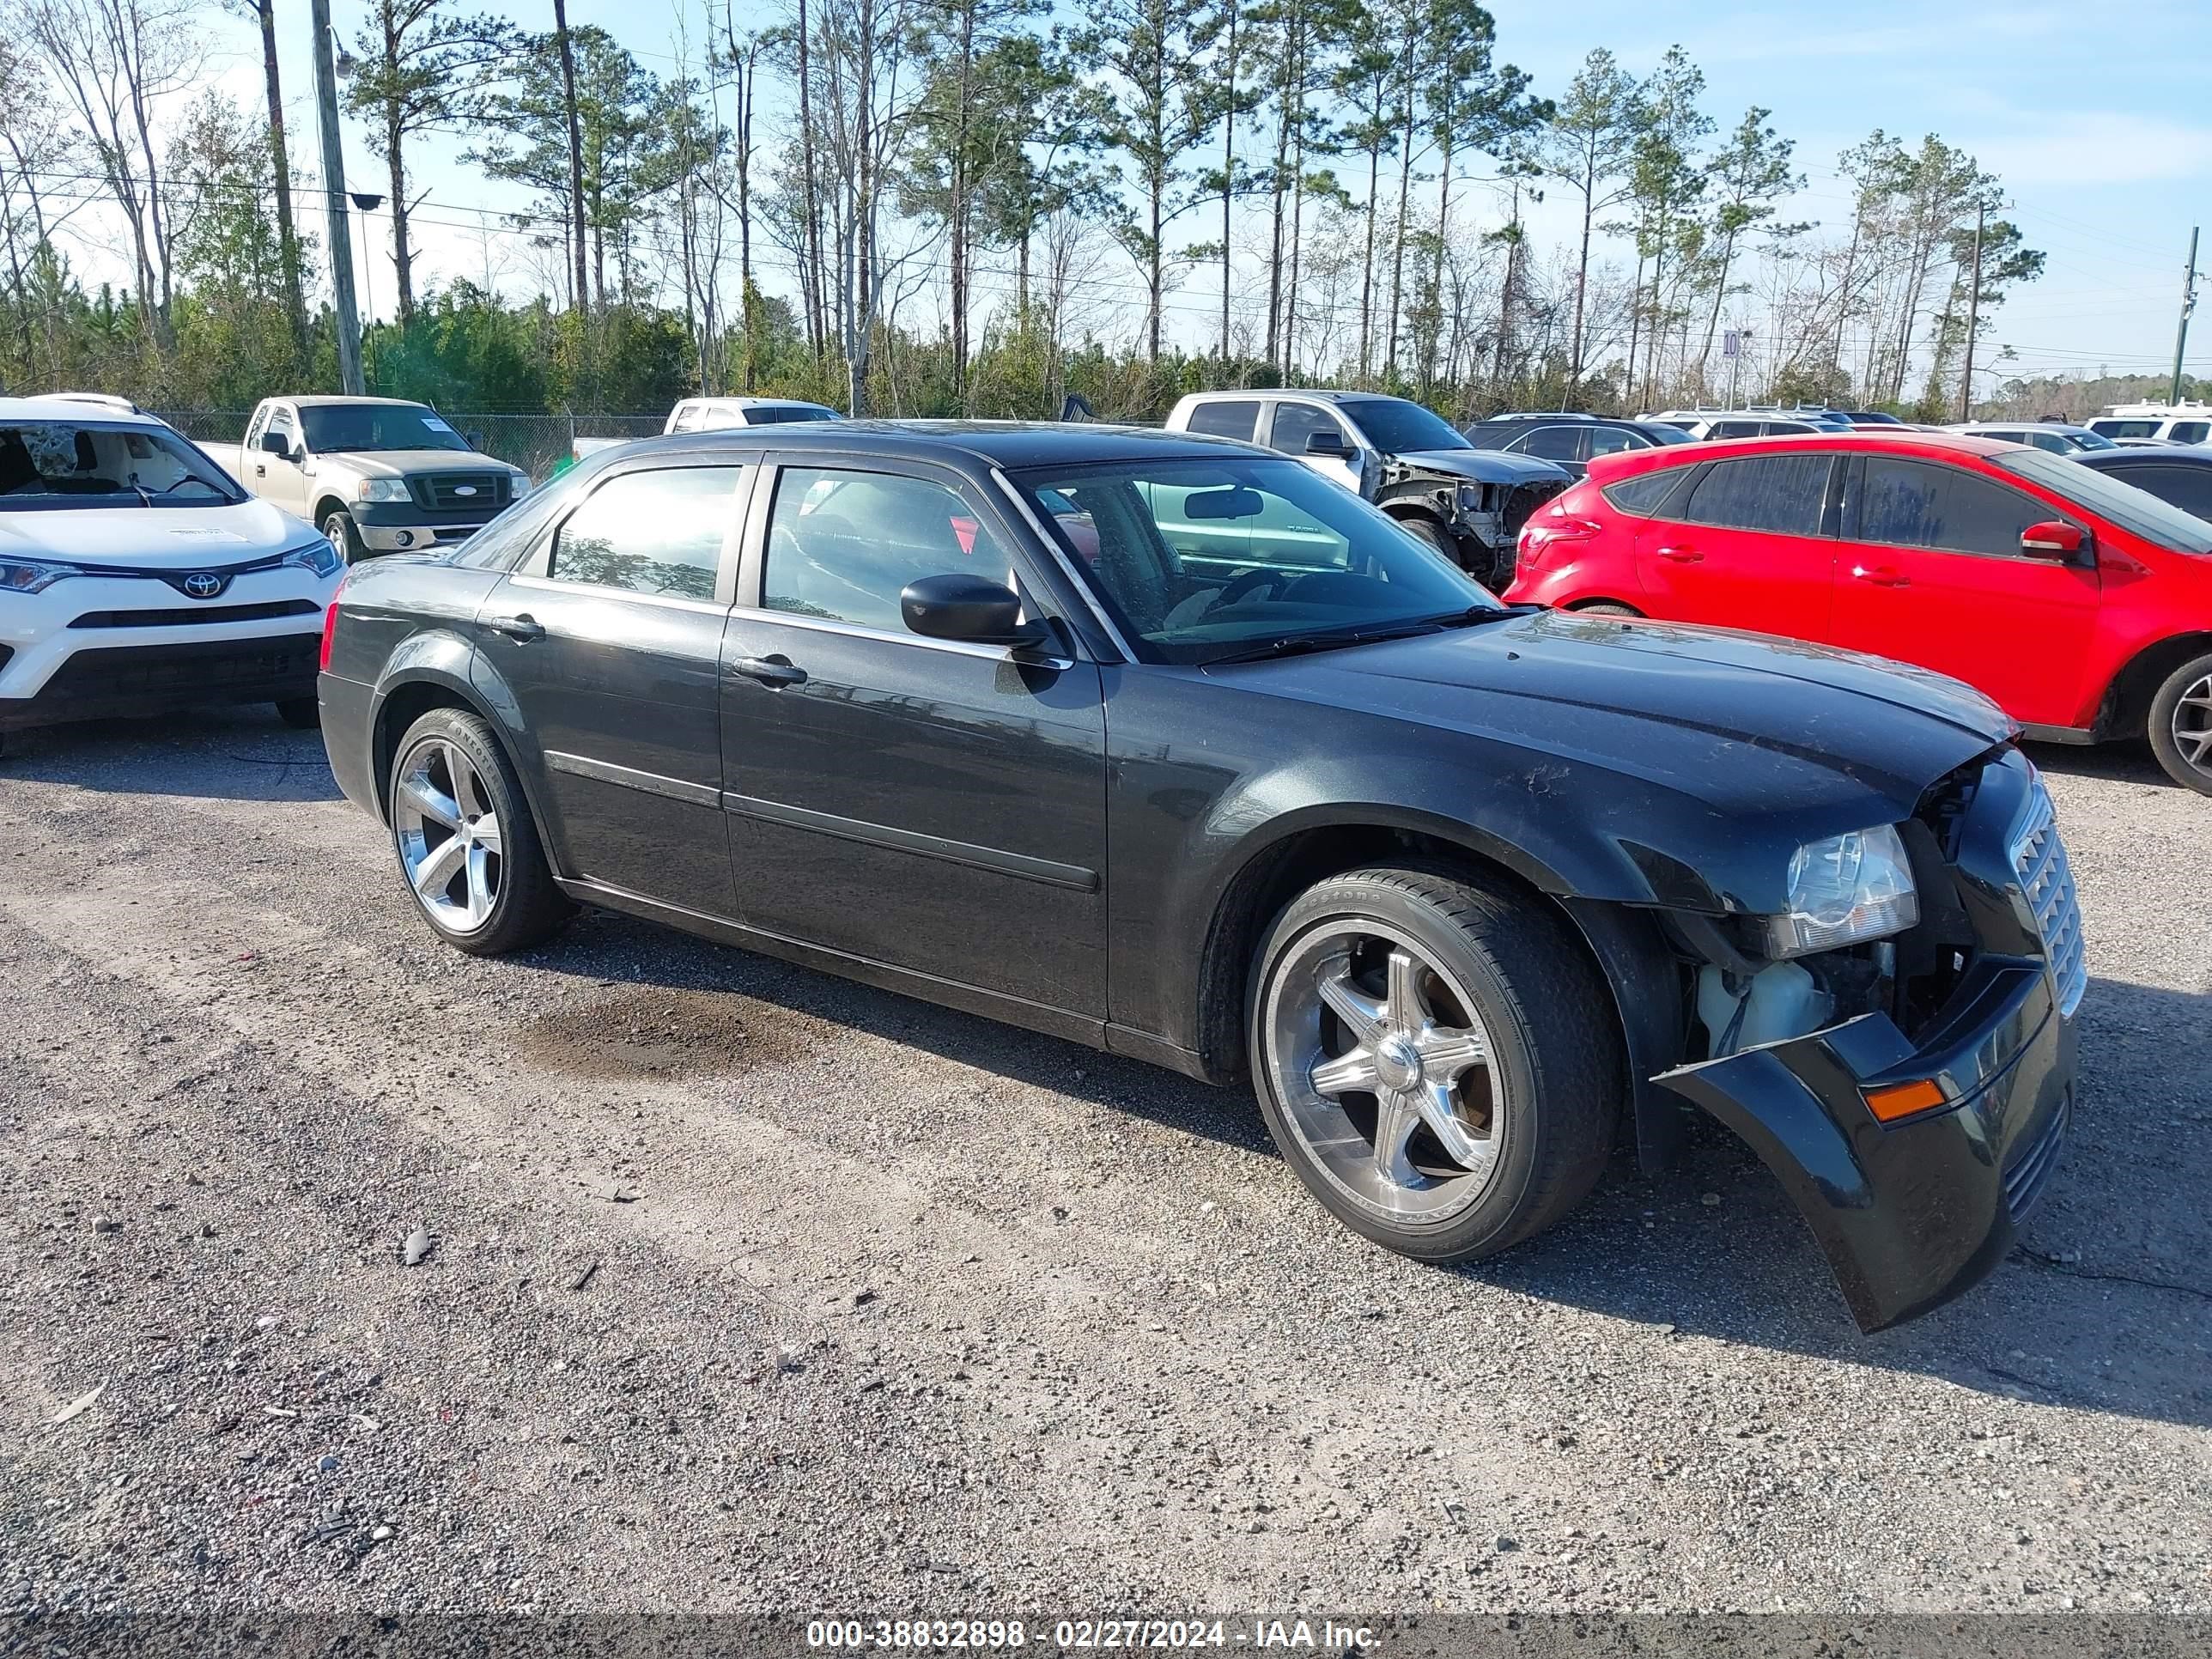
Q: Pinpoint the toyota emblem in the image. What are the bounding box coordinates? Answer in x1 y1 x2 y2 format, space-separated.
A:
182 572 222 599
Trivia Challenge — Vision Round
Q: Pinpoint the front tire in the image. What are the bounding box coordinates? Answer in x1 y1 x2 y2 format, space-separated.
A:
2148 651 2212 795
1249 864 1621 1264
321 508 366 565
387 708 568 955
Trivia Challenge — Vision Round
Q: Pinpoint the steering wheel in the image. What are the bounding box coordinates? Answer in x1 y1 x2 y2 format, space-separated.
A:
1217 567 1290 608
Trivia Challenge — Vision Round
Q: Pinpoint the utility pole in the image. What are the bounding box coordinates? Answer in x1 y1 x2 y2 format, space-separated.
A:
1958 200 1985 423
2172 227 2200 405
309 0 364 395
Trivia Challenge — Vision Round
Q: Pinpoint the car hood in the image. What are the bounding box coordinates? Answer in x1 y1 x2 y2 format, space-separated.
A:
319 449 503 476
1224 609 2010 833
0 497 316 567
1390 447 1571 486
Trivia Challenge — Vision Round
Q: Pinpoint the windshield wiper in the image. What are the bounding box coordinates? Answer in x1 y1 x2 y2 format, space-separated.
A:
1204 621 1442 665
1422 605 1516 629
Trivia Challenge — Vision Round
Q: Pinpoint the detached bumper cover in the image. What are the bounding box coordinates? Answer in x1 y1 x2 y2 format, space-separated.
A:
1659 963 2075 1332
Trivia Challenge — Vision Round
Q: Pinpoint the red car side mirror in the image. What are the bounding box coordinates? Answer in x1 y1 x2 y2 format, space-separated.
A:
2021 520 2086 560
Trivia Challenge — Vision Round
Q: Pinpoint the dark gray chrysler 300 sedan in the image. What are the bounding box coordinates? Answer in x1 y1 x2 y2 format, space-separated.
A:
315 421 2082 1331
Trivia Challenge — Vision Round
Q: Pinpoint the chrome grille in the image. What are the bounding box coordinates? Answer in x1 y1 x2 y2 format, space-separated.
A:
415 471 508 511
2010 785 2087 1018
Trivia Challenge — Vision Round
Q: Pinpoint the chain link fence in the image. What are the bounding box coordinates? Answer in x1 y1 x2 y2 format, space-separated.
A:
153 410 669 481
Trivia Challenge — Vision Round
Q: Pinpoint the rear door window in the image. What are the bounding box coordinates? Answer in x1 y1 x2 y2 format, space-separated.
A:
1182 400 1262 442
1601 468 1693 516
1710 420 1762 440
1680 453 1832 537
1850 458 2050 557
1585 428 1643 458
549 465 744 599
1511 425 1585 463
2117 464 2212 520
2167 421 2209 445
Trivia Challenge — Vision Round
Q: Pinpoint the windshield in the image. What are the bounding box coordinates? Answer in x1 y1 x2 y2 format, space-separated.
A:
1013 455 1499 665
299 403 471 454
2066 428 2118 450
1340 398 1469 453
1995 447 2212 552
0 421 239 509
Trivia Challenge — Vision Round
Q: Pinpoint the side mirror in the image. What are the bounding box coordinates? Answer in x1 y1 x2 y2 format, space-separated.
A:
465 429 486 450
2021 520 2087 561
902 572 1052 647
1304 429 1352 458
260 431 290 456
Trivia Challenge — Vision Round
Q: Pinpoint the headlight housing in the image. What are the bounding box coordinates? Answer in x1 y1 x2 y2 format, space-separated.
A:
356 477 411 502
280 538 344 579
0 558 82 593
1455 483 1488 515
507 471 531 495
1765 823 1919 958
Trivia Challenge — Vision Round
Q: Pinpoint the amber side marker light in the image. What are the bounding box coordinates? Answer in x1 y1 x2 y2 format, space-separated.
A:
1864 1079 1948 1122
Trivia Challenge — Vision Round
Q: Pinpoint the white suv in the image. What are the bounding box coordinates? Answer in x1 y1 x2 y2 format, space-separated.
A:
0 397 343 752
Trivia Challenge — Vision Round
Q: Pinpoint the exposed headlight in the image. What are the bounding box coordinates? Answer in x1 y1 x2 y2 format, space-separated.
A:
356 478 411 502
0 559 82 593
508 471 531 495
1765 824 1919 958
280 539 344 579
1455 483 1488 514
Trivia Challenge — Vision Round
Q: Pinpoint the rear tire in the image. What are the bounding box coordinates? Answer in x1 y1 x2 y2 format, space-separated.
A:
320 508 366 565
1248 862 1622 1266
2148 649 2212 795
275 697 319 729
387 708 569 955
1572 601 1642 618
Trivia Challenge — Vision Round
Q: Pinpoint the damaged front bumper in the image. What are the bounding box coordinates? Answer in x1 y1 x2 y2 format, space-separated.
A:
1652 747 2081 1332
1658 965 2074 1331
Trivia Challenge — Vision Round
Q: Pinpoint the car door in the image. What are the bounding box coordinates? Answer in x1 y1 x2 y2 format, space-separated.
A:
473 455 753 912
719 456 1109 1017
1827 454 2103 726
1266 400 1365 494
1631 450 1843 641
255 404 309 514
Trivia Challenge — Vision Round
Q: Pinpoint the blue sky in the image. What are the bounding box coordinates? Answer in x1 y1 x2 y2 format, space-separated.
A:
197 0 2209 385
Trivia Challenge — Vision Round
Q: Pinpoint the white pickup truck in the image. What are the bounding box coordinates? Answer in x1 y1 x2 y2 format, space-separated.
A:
203 396 531 563
1162 389 1569 586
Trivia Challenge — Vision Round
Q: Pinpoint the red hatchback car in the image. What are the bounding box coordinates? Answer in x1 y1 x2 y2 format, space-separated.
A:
1506 432 2212 792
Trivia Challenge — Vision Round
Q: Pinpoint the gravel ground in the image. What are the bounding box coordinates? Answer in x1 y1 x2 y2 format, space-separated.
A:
1 710 2207 1620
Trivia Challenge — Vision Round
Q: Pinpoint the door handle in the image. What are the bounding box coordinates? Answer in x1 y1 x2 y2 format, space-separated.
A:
733 654 807 688
485 613 545 641
1850 564 1910 587
1655 544 1702 563
254 464 266 477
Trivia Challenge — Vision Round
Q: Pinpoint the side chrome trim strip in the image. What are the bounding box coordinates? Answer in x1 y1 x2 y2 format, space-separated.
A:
720 790 1098 892
544 749 721 809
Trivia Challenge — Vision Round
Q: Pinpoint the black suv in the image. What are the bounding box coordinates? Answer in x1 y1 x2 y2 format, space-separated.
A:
1461 412 1695 477
317 420 2081 1332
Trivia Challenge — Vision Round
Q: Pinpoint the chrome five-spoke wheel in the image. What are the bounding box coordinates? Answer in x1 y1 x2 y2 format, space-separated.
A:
394 736 504 933
1261 922 1504 1226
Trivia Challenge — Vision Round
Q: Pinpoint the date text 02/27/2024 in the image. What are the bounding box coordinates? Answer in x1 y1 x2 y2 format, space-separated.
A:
805 1620 1378 1650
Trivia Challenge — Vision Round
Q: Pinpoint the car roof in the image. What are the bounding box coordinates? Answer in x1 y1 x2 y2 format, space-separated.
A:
682 396 835 410
287 394 430 408
629 418 1269 470
0 394 167 428
2075 446 2212 467
1182 388 1402 408
1586 428 2025 483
